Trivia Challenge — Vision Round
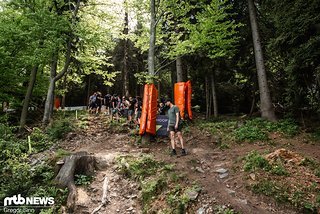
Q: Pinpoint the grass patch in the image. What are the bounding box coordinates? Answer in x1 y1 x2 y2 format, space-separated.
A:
245 151 320 212
235 125 268 142
300 157 320 178
29 127 53 152
214 205 236 214
252 180 289 203
75 174 93 186
309 128 320 142
46 119 74 141
270 163 289 176
219 143 230 150
235 118 299 142
243 151 271 172
117 155 164 180
197 117 299 144
55 149 71 159
142 176 167 205
116 155 196 213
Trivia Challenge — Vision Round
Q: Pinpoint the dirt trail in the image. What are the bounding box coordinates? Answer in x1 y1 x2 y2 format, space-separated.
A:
58 115 320 214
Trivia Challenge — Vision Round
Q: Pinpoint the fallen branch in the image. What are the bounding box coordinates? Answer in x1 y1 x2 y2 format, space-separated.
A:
91 176 109 214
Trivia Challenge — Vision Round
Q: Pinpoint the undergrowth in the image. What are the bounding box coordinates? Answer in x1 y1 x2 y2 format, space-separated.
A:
46 119 74 141
244 151 320 212
0 114 75 213
198 117 299 143
117 155 198 213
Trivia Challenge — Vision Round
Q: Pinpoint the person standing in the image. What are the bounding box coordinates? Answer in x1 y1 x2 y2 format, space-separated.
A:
166 98 186 156
128 96 136 123
88 92 97 114
95 92 103 114
104 94 111 115
111 95 121 121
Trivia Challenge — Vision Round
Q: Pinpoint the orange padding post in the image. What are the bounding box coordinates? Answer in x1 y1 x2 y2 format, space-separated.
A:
146 84 158 135
174 82 186 119
174 81 192 120
139 84 149 135
139 84 158 135
186 80 193 120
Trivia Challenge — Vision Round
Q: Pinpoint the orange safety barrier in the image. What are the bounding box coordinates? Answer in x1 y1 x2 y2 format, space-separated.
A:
139 84 158 136
174 81 193 120
186 81 193 120
54 97 61 109
174 82 186 119
139 84 149 135
146 84 158 135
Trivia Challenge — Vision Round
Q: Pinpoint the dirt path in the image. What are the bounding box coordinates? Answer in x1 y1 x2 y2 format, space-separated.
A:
58 115 320 213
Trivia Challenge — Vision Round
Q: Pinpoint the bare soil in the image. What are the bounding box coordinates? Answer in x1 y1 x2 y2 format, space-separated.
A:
58 114 320 214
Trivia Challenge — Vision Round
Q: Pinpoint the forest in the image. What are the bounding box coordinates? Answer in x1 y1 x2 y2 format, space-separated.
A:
0 0 320 213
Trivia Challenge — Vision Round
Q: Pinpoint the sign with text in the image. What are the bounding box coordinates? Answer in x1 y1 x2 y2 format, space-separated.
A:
156 115 168 136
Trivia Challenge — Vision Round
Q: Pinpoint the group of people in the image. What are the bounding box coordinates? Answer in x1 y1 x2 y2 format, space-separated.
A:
88 92 143 125
88 92 187 156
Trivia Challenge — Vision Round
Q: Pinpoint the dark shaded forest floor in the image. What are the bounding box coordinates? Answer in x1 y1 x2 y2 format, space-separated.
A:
57 113 320 214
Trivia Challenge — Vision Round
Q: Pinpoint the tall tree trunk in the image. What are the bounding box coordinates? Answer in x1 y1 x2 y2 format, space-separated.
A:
158 71 161 99
49 82 56 118
211 72 218 118
171 66 176 99
176 56 184 82
43 54 58 124
209 86 212 117
42 0 79 124
61 75 67 109
123 9 130 97
142 0 156 144
19 65 38 130
249 93 256 116
43 39 72 124
248 0 276 121
205 76 210 119
148 0 156 76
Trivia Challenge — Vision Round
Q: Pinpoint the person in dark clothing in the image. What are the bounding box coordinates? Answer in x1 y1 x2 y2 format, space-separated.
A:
128 96 136 123
88 92 97 113
104 94 111 115
166 98 186 156
95 92 103 114
111 95 121 120
134 96 142 125
158 102 166 115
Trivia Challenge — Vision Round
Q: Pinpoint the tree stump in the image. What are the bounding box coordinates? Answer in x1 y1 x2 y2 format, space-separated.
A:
54 151 96 212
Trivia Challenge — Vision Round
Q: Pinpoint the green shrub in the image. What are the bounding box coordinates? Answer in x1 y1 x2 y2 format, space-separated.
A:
214 205 236 214
270 164 289 176
142 176 167 205
117 155 161 181
265 119 299 137
235 118 299 142
0 116 16 140
235 125 268 142
243 151 271 172
252 180 289 203
75 174 93 186
30 128 53 152
55 149 71 159
0 119 68 212
310 128 320 142
0 154 32 200
300 157 320 178
46 119 74 140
